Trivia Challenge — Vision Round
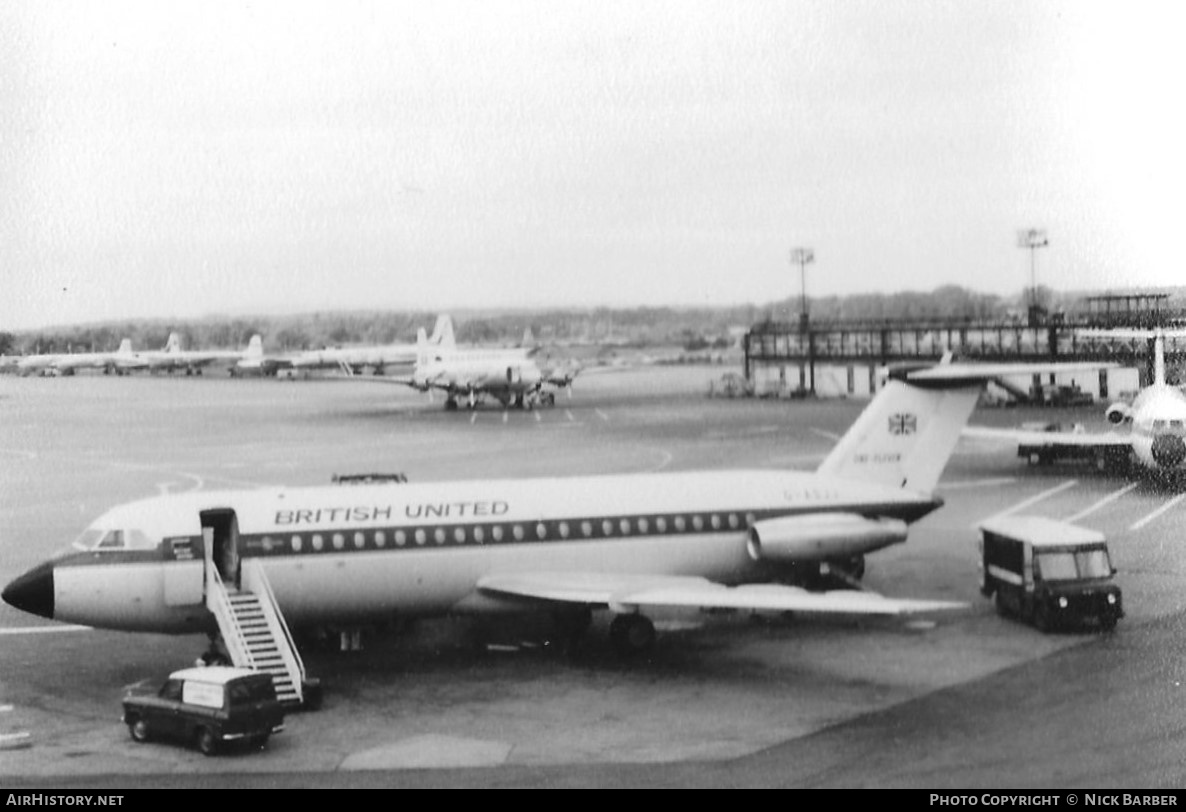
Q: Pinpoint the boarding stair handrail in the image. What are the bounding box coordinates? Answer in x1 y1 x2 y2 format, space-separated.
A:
241 559 307 699
205 565 255 669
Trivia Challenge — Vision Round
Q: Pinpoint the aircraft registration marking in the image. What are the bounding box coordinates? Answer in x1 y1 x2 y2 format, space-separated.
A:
851 453 902 465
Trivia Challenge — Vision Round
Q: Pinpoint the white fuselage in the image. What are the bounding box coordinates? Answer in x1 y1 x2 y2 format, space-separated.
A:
30 470 938 634
292 344 418 371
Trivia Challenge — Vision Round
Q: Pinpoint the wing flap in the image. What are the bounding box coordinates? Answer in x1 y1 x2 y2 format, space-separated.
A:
476 572 965 617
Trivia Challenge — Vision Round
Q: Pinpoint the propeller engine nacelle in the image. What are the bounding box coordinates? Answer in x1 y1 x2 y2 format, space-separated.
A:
1105 402 1132 425
746 513 909 563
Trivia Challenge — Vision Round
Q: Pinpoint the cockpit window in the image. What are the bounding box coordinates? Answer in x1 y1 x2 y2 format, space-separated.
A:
97 530 125 549
73 528 158 552
71 529 105 552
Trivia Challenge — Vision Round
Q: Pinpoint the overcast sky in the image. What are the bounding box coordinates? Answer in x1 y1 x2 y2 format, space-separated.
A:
2 0 1183 330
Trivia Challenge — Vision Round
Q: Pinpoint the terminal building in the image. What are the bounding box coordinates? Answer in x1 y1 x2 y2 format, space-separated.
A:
742 293 1186 402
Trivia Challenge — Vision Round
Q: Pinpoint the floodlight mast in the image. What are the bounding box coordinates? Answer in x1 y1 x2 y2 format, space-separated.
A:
1017 229 1049 311
789 247 814 332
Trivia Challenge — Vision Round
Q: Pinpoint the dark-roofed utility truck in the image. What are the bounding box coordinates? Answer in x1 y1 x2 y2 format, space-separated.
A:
977 515 1123 633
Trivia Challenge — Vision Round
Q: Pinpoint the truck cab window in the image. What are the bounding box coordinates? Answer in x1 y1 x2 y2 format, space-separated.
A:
1077 549 1113 578
1034 552 1078 581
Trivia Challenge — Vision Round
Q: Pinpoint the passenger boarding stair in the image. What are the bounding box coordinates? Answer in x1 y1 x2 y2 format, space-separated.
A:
206 561 312 708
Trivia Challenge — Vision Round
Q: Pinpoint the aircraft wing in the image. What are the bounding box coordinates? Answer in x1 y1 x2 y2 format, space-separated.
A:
475 572 965 616
324 371 421 387
904 360 1119 382
236 355 296 373
962 425 1134 449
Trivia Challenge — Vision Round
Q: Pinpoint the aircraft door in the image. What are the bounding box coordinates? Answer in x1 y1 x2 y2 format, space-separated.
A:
200 509 242 590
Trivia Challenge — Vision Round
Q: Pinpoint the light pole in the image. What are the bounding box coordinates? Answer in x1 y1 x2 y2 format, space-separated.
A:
789 247 814 332
1016 228 1048 314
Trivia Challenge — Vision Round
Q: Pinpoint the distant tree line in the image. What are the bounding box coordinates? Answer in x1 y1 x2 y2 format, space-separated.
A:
4 285 1183 356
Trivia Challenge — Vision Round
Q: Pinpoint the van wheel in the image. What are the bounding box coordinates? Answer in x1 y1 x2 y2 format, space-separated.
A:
196 727 219 756
993 592 1009 617
1033 604 1052 633
128 718 150 743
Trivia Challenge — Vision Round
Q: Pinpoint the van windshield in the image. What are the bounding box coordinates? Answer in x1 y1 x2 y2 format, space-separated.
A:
1035 549 1112 581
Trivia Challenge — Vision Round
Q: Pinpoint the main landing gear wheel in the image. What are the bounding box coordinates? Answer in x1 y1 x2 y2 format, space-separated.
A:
551 608 593 654
814 556 865 589
609 614 656 659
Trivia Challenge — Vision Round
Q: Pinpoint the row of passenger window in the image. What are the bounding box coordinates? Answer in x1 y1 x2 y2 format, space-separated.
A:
261 511 762 554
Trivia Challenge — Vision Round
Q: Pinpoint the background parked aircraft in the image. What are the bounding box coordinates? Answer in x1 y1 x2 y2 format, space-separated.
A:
290 314 454 376
228 335 284 377
408 353 582 409
401 319 583 409
15 350 64 377
139 333 243 376
964 329 1186 476
40 339 148 376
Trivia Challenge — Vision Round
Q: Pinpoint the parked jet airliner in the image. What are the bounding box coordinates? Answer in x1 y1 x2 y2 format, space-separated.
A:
3 357 1119 677
964 328 1186 476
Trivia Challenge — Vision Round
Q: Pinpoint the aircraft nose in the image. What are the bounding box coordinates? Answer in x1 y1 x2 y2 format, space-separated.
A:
1151 433 1186 469
2 562 54 619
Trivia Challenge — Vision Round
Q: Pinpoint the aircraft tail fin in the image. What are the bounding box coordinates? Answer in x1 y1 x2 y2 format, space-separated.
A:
818 359 1117 493
117 338 133 355
429 314 455 348
1077 328 1186 388
816 378 981 493
243 335 262 359
164 332 181 353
